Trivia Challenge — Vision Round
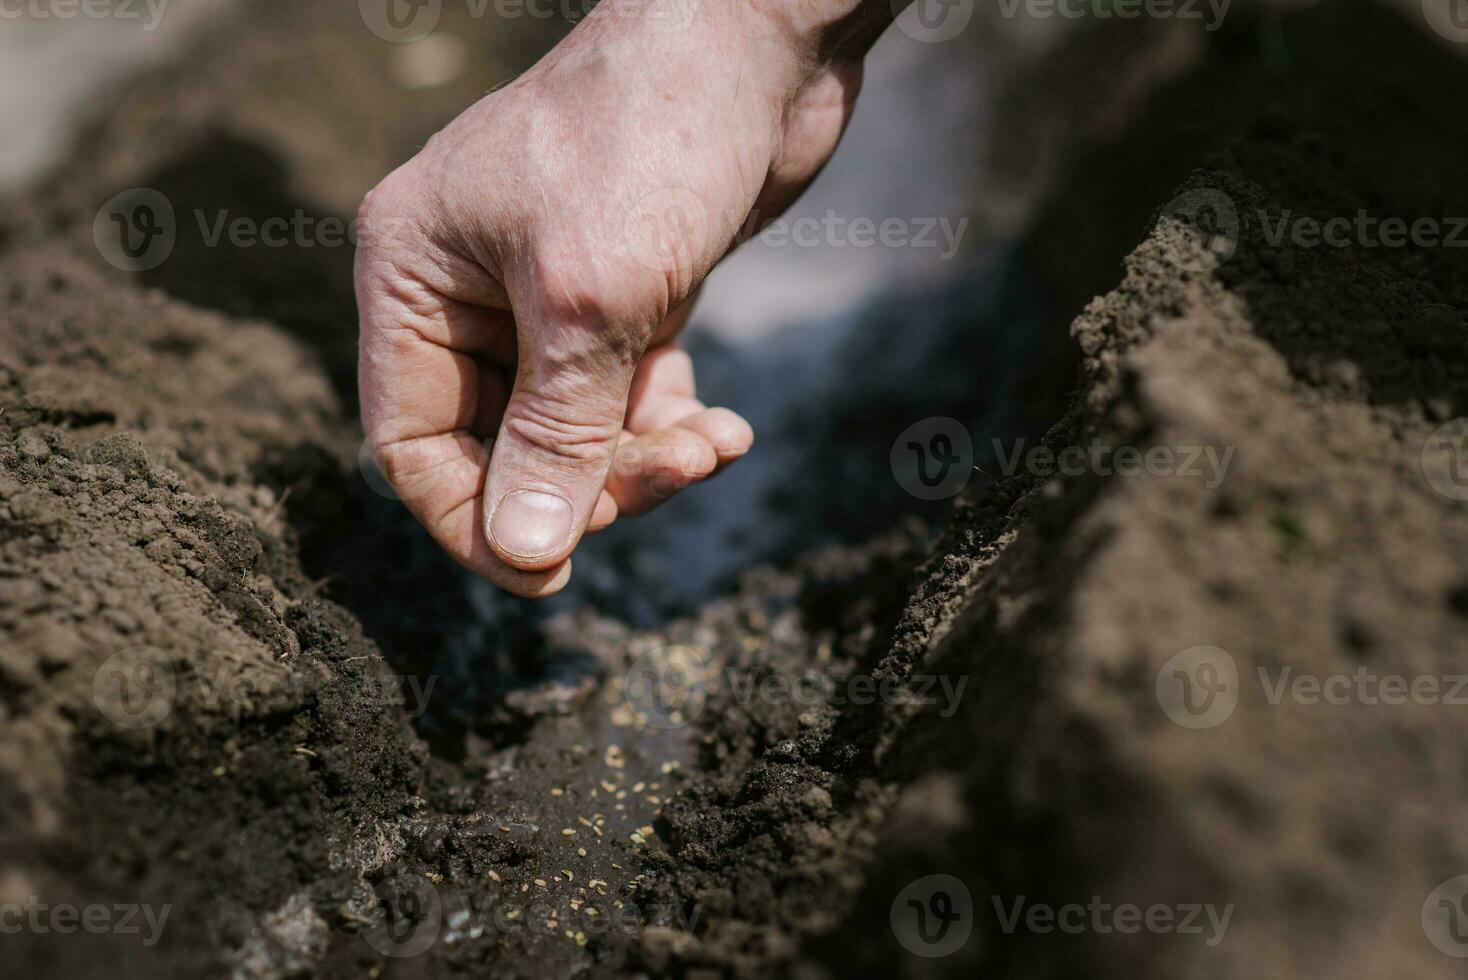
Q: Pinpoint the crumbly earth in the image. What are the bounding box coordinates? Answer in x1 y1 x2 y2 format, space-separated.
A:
2 2 1467 979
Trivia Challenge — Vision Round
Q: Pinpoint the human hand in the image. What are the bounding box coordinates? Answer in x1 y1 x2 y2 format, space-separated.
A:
356 0 889 596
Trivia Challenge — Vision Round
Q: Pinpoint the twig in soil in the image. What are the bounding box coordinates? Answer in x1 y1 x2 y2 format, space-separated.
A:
302 574 337 597
263 485 293 524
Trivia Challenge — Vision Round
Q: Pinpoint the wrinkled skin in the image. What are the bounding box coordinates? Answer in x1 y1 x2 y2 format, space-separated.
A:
357 0 887 595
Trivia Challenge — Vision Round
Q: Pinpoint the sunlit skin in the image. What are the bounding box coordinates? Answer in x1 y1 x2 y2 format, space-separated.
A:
356 0 894 595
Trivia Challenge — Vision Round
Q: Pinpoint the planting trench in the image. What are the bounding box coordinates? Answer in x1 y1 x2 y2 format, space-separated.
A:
2 2 1468 978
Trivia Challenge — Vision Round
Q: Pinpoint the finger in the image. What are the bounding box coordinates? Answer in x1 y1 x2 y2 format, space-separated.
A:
481 291 643 571
357 249 569 596
358 269 490 545
625 344 706 435
604 425 719 518
648 286 701 347
433 491 574 596
587 490 619 533
673 407 754 466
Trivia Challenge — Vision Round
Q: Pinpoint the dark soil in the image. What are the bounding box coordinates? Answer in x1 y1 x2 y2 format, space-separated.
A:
2 2 1467 979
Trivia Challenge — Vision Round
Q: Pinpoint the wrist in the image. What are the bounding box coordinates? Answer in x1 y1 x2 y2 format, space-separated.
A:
738 0 894 67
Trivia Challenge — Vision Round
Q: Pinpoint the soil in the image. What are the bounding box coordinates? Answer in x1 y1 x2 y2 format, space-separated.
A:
2 2 1467 979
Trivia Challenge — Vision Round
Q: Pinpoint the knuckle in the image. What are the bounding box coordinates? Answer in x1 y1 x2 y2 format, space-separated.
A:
528 244 654 366
356 167 425 254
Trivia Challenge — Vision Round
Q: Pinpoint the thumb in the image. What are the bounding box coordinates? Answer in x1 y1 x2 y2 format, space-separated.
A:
482 326 638 572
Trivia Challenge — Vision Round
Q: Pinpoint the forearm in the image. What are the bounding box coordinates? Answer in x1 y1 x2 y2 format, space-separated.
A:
742 0 901 62
547 0 896 97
